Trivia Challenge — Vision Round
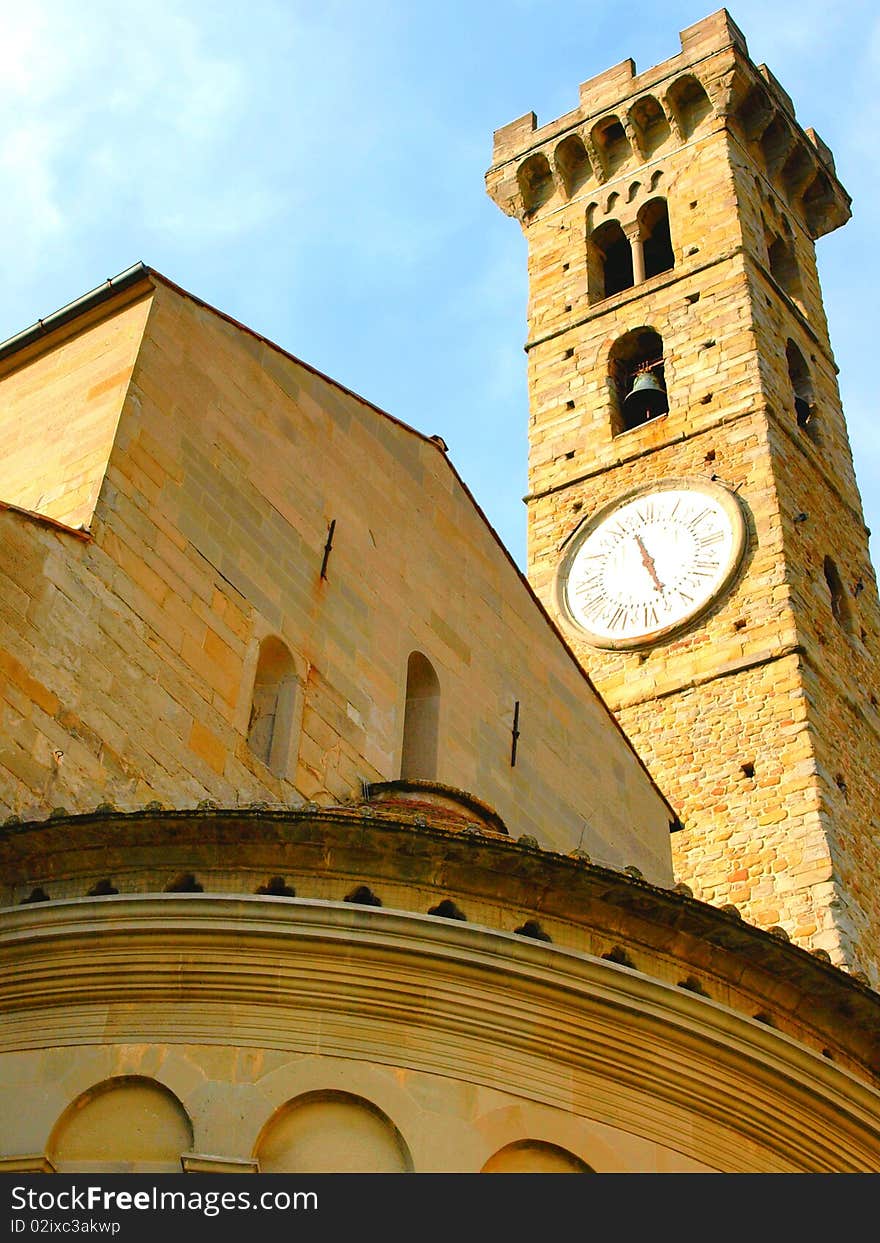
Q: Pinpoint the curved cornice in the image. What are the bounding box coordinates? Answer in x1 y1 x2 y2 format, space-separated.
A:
2 807 878 1080
1 894 879 1172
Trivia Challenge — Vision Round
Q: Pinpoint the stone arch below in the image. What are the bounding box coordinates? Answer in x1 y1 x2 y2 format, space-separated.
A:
482 1139 594 1173
254 1090 412 1173
48 1076 193 1173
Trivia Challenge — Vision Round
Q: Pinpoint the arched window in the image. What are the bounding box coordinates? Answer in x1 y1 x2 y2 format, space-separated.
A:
400 651 440 780
247 637 297 777
823 557 854 633
587 220 633 302
609 328 668 433
785 340 814 430
638 198 674 279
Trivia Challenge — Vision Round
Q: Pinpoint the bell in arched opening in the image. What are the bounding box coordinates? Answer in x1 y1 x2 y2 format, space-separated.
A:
622 367 668 427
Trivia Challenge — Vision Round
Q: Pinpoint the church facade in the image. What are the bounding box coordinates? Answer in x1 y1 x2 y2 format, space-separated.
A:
1 10 879 1173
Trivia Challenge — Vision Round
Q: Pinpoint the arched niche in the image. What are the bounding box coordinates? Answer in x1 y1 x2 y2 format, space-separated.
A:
555 134 591 197
517 152 554 215
482 1140 593 1173
247 636 298 777
667 74 713 138
628 95 670 158
591 115 631 178
400 651 440 780
48 1076 193 1173
255 1091 412 1173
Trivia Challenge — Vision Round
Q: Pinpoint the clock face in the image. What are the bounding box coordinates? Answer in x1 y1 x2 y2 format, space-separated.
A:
557 480 747 649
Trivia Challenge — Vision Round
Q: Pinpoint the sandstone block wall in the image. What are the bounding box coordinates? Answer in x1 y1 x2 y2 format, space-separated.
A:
0 297 151 530
0 275 674 881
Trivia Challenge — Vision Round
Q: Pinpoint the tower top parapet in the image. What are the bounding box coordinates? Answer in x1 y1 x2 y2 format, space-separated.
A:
486 8 849 240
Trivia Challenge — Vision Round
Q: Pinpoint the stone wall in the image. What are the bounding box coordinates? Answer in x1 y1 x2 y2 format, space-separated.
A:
0 275 673 880
0 296 151 530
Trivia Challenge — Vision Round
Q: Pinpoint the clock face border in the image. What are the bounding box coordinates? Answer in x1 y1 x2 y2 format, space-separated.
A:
555 477 748 651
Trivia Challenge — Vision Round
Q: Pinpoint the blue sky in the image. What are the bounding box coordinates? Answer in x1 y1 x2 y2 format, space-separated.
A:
2 0 877 571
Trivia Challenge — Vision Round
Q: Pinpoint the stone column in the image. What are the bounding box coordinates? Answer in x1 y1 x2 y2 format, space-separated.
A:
623 221 645 284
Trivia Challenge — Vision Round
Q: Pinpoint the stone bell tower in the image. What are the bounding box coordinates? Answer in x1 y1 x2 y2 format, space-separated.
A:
487 9 880 983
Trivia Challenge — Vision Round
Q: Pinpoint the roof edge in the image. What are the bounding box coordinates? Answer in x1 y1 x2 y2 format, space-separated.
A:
0 499 92 542
0 263 150 366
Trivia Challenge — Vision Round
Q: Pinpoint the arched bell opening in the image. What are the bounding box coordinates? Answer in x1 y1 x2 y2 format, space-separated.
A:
609 328 668 434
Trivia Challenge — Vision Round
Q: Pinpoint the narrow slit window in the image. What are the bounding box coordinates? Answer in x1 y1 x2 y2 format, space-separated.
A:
785 339 814 431
823 557 854 633
400 652 440 780
248 637 298 777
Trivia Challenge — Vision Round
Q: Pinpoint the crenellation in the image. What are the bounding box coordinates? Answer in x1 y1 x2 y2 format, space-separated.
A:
488 17 847 251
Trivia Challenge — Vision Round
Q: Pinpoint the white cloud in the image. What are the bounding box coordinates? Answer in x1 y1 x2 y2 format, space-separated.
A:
0 0 280 279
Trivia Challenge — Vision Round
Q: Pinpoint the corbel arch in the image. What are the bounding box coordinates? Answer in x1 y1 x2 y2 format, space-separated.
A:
666 74 713 139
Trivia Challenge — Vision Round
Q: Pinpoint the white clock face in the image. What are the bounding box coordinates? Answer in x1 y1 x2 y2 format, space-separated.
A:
558 481 746 648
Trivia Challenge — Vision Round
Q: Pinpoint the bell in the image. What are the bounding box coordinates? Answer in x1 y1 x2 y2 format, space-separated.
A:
622 371 668 424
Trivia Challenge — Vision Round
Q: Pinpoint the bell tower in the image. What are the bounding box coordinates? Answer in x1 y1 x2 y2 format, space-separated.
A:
487 10 880 983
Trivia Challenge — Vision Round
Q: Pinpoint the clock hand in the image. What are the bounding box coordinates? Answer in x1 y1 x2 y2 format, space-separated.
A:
634 533 665 592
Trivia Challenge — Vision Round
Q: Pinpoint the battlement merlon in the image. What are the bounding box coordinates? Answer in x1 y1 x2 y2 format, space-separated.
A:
486 7 850 240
